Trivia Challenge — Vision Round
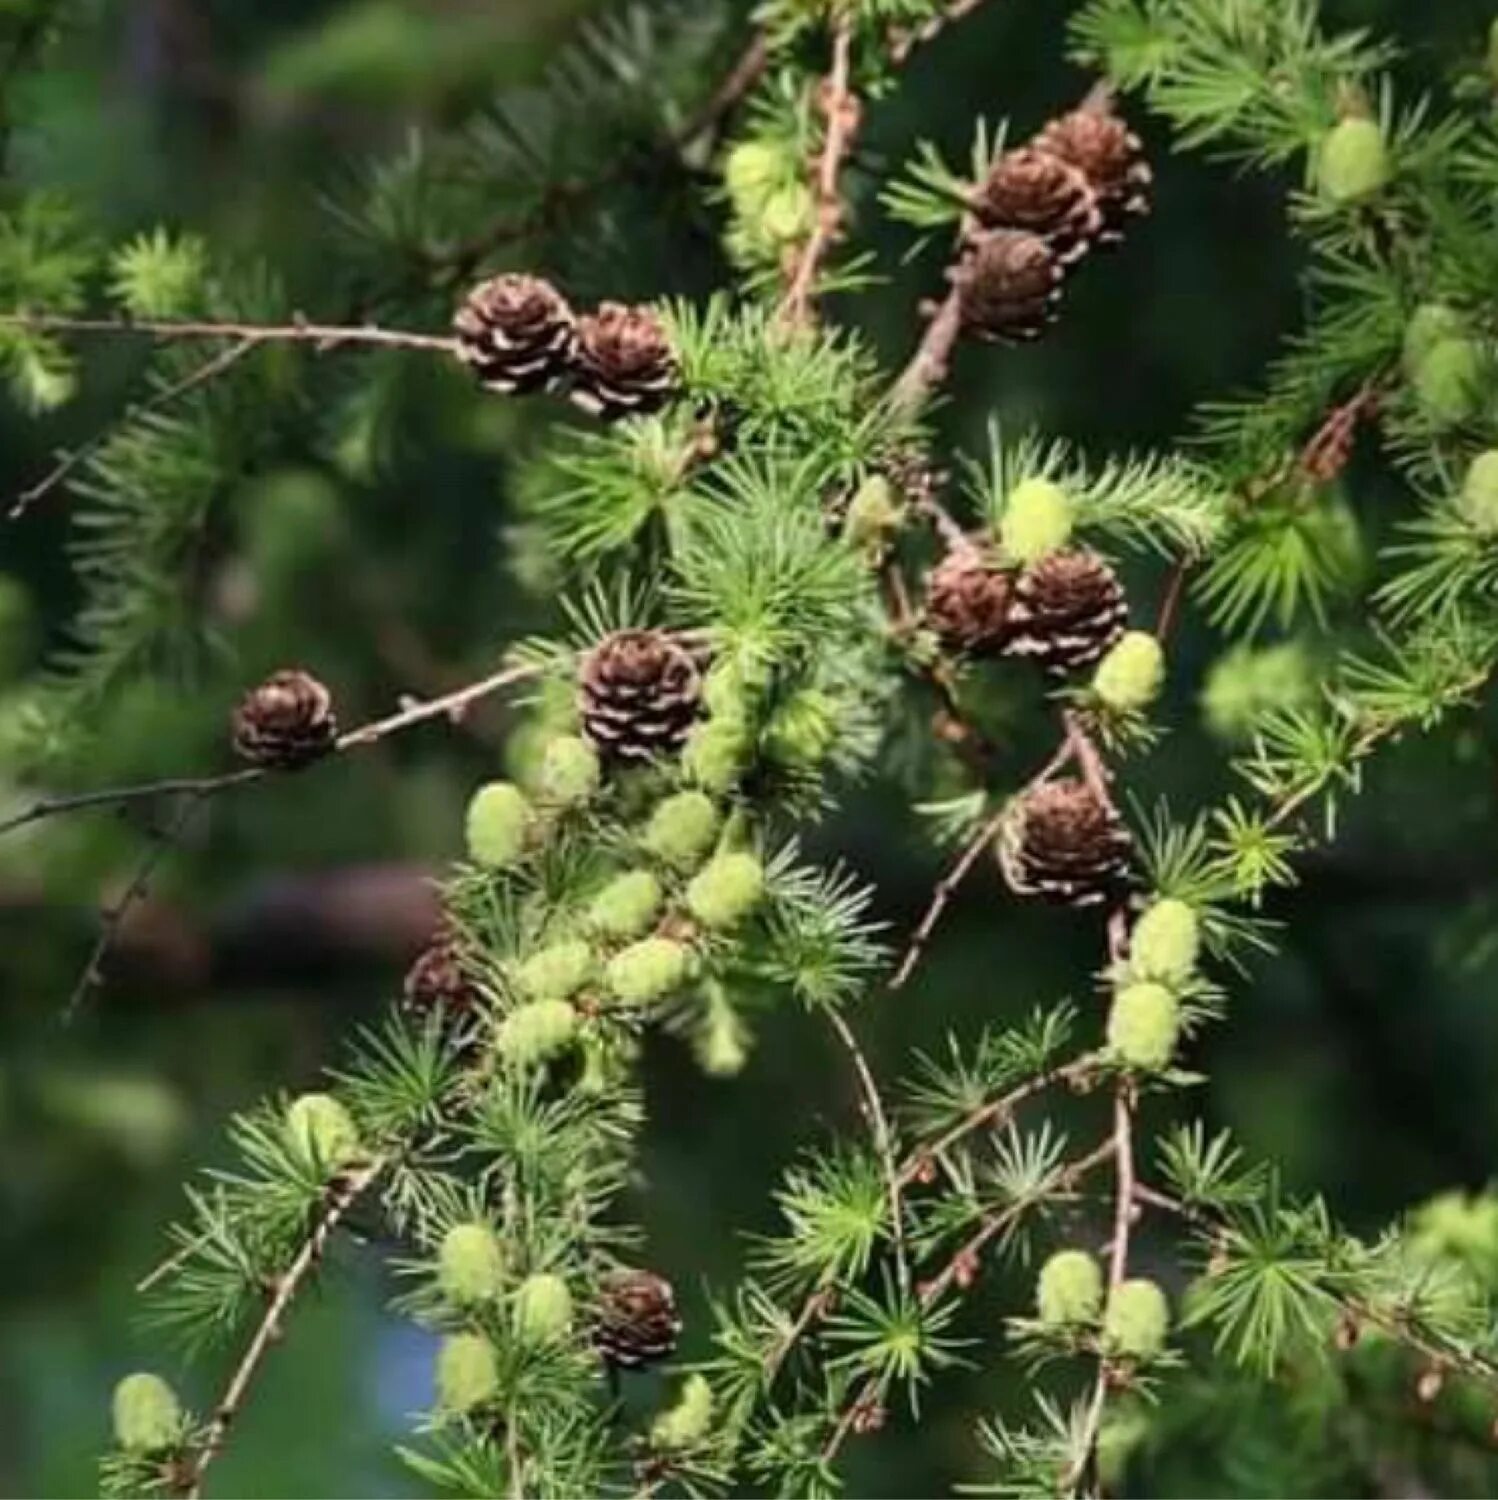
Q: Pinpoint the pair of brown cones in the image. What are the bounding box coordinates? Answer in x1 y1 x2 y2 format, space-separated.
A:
952 95 1152 345
454 274 678 420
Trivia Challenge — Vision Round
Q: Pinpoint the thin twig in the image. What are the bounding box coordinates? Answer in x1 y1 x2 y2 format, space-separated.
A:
1154 557 1191 642
778 18 859 328
889 287 964 416
0 312 458 355
887 0 989 63
185 1154 388 1499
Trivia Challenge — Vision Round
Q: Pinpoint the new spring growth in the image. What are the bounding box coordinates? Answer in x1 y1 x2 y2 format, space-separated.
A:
1403 305 1485 429
644 791 721 870
286 1092 361 1170
651 1373 715 1450
514 1272 574 1344
437 1222 506 1306
1001 477 1074 565
1103 1279 1171 1359
112 1373 183 1454
764 688 838 770
1036 1248 1104 1325
1460 450 1498 535
516 940 594 1003
436 1332 500 1413
683 719 749 792
1129 898 1200 985
607 937 693 1005
1093 631 1165 713
537 734 601 807
843 473 902 554
687 852 766 930
587 870 664 941
498 999 580 1067
465 781 531 869
1316 114 1391 204
1107 981 1180 1072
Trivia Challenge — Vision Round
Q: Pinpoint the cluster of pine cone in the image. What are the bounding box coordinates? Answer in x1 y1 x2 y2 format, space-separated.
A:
952 95 1151 344
453 274 679 420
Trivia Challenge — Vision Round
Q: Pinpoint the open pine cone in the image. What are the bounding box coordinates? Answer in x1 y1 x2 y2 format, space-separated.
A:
971 146 1103 266
999 777 1132 907
1006 548 1127 674
593 1268 681 1370
579 629 702 763
402 937 481 1023
453 274 577 393
231 669 338 770
924 545 1019 655
570 303 679 419
952 230 1066 344
1031 100 1152 247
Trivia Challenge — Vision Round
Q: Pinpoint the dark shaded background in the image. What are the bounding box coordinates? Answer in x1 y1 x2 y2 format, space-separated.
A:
3 0 1498 1494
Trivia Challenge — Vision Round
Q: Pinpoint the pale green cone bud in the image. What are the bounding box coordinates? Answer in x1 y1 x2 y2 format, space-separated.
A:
1403 303 1468 375
1460 450 1498 535
643 791 721 871
112 1372 183 1454
1107 982 1180 1072
698 1002 750 1077
702 657 769 719
587 870 664 941
686 852 766 930
1316 116 1391 203
465 781 531 869
1202 640 1314 743
514 1272 574 1344
844 474 902 549
763 689 838 770
607 937 693 1005
537 735 601 807
1412 337 1486 428
761 182 817 245
497 998 579 1067
1103 1278 1170 1359
652 1373 715 1449
1130 898 1200 985
438 1222 506 1306
1036 1249 1104 1325
516 940 594 1003
724 139 791 212
1000 477 1074 564
436 1332 499 1413
1093 632 1165 713
683 719 749 793
286 1092 361 1169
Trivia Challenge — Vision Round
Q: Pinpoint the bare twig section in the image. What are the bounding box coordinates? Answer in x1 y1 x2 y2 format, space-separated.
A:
9 337 261 521
778 18 860 328
0 312 458 355
887 0 989 64
889 287 964 416
185 1155 388 1499
1154 557 1191 641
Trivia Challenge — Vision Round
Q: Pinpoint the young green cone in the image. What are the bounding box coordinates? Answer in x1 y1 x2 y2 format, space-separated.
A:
112 1372 183 1454
606 937 692 1005
1103 1278 1170 1358
436 1332 499 1413
587 870 663 941
516 940 594 1003
286 1092 361 1169
1107 981 1180 1071
686 852 765 930
643 791 721 870
514 1272 574 1344
1093 631 1165 712
438 1222 506 1306
1316 116 1390 203
497 998 579 1067
1036 1248 1103 1325
1130 898 1200 985
465 781 531 869
1460 450 1498 535
651 1373 715 1449
537 734 601 806
1000 477 1074 564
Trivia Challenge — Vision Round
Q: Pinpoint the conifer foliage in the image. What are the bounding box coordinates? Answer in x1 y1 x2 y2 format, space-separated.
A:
8 0 1498 1495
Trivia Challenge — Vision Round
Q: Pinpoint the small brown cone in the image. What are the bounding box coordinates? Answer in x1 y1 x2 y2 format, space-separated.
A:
231 669 338 770
579 629 702 763
952 230 1066 344
924 545 1019 655
570 302 679 420
453 274 577 393
593 1268 681 1370
1032 100 1152 247
1007 548 1127 674
999 777 1132 907
971 147 1103 265
403 937 481 1024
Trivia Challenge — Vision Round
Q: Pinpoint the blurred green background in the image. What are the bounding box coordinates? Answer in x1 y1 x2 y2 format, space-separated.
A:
4 0 1498 1495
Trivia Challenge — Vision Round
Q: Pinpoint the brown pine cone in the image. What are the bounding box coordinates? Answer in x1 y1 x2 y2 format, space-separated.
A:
952 230 1066 344
1031 101 1152 247
593 1268 681 1370
999 777 1132 907
1006 548 1127 674
403 937 481 1023
570 303 680 420
579 629 702 763
453 274 577 393
924 545 1019 655
231 669 338 770
970 147 1103 265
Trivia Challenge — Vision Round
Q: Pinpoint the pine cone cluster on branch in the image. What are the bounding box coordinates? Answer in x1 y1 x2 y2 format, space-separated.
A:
953 93 1151 345
453 275 679 420
999 777 1132 907
592 1268 681 1369
578 629 703 763
231 669 338 770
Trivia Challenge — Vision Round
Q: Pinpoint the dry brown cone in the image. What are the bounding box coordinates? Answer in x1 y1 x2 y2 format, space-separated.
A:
402 936 482 1025
231 669 338 770
578 629 702 763
924 544 1019 655
1006 548 1127 674
998 776 1132 907
570 302 680 420
593 1268 681 1370
1031 98 1152 247
453 274 577 393
970 146 1103 266
951 229 1066 344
